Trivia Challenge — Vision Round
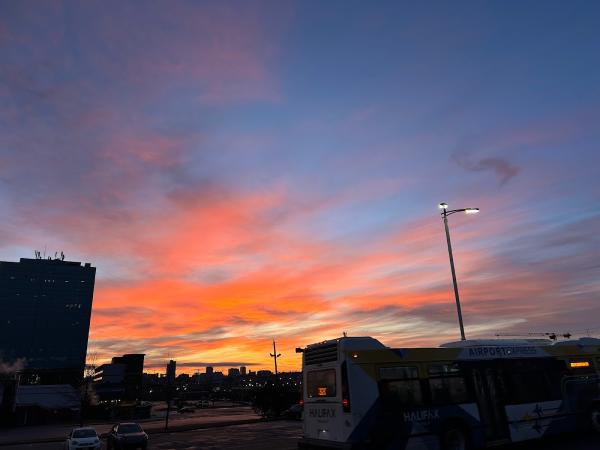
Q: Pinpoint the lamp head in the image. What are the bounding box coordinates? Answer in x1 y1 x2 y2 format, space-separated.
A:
464 207 480 214
438 202 448 210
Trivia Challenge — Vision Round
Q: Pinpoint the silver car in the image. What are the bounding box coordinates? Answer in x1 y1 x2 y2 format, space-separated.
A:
65 427 101 450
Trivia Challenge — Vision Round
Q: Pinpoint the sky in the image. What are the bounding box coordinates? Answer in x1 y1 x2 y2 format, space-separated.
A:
1 0 599 373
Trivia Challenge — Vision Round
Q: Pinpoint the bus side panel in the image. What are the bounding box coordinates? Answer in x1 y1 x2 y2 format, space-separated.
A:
348 399 482 449
505 400 565 442
344 360 379 443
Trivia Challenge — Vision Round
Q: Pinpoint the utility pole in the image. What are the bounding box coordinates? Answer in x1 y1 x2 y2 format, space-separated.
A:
165 365 174 432
164 383 172 431
270 340 281 375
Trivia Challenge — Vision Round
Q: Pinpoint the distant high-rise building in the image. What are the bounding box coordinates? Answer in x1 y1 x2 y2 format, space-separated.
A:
206 366 213 375
0 257 96 385
240 366 247 376
166 360 176 384
228 368 240 377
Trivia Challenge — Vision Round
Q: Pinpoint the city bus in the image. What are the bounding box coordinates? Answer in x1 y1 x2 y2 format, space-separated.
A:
298 336 600 450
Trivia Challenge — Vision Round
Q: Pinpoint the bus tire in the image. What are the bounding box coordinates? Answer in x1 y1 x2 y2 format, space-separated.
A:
440 425 470 450
591 404 600 433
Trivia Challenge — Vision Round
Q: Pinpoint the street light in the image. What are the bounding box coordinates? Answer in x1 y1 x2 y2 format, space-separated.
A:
438 202 480 341
270 340 281 375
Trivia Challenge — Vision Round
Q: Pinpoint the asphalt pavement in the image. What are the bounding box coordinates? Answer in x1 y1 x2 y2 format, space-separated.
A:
1 421 599 450
0 406 259 446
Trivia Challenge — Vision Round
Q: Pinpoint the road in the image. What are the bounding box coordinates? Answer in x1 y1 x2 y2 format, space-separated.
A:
0 406 258 446
2 421 599 450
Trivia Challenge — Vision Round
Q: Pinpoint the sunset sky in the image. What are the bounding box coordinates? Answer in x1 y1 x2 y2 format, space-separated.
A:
1 1 599 373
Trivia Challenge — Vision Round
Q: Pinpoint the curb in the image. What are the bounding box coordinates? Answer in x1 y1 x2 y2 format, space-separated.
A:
0 417 268 447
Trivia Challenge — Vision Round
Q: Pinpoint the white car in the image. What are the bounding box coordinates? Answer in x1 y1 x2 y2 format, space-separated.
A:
65 427 101 450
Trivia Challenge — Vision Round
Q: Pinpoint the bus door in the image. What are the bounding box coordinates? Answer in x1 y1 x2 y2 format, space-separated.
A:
467 362 510 442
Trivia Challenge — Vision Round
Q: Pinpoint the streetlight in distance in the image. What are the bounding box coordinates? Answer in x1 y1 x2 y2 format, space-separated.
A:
270 340 281 375
438 202 480 341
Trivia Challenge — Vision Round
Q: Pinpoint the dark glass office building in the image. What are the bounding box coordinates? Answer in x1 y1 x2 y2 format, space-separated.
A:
0 257 96 385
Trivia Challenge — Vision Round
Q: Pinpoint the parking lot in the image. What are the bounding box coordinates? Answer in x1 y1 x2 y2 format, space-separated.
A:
2 420 600 450
0 421 300 450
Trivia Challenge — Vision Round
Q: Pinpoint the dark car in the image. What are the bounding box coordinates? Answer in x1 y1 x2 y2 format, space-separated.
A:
282 403 303 420
178 406 195 413
107 423 148 450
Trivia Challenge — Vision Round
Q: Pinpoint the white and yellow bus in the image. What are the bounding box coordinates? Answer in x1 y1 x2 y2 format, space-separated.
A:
298 336 600 450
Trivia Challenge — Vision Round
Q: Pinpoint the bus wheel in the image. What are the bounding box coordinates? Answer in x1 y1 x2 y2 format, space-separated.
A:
591 405 600 433
441 426 469 450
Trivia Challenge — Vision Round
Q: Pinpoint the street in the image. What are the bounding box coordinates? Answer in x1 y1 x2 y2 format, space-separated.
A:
0 406 260 447
1 421 599 450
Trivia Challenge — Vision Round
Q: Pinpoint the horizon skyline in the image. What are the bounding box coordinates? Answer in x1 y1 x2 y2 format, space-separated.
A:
1 1 599 373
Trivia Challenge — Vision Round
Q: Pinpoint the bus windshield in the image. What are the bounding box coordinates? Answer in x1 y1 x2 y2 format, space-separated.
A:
307 368 336 398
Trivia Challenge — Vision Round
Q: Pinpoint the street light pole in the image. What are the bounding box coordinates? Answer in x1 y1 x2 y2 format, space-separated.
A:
439 203 480 341
270 340 281 375
442 208 466 341
165 380 173 432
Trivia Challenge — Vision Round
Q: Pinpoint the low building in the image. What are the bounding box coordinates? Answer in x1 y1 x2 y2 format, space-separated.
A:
92 354 144 402
112 354 144 400
93 363 125 384
256 370 273 377
176 373 190 383
14 384 80 425
93 363 126 402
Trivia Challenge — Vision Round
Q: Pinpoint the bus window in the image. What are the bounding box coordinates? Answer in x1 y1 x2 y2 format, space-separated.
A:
504 359 562 403
307 369 336 398
428 364 469 404
428 363 460 376
379 366 423 408
380 366 418 380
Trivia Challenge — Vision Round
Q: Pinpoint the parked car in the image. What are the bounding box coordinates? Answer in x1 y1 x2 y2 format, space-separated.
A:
107 422 148 450
65 427 101 450
282 403 303 420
